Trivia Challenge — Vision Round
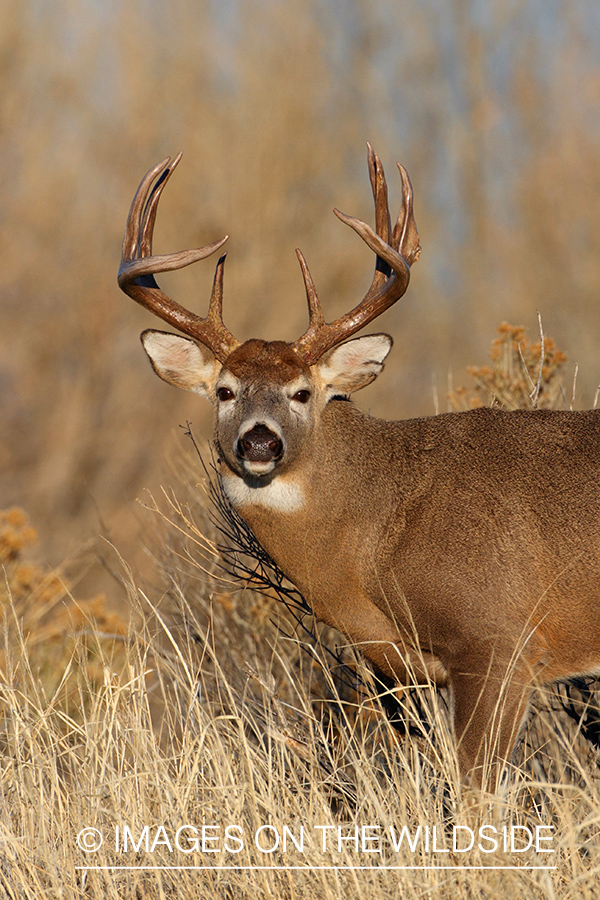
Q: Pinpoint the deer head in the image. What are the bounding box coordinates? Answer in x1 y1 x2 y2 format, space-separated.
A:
118 146 420 482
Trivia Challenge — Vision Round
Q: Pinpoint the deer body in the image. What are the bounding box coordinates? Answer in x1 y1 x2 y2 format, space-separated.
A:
118 148 600 789
219 394 600 774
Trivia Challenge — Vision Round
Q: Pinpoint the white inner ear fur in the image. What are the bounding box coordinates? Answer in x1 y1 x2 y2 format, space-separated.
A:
316 334 392 396
141 330 222 399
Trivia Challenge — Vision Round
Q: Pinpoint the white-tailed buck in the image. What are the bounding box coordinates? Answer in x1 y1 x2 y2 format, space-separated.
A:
119 146 600 790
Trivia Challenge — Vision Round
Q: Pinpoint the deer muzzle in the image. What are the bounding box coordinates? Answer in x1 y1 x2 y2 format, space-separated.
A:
237 423 284 465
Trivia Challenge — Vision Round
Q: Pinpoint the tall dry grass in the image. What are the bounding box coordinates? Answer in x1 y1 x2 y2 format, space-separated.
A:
1 433 599 898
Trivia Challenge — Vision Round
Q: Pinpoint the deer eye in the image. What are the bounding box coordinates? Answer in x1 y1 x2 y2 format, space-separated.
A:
292 389 311 404
217 387 235 402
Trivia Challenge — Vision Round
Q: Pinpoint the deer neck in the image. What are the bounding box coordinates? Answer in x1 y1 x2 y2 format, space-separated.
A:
219 400 393 516
217 400 402 600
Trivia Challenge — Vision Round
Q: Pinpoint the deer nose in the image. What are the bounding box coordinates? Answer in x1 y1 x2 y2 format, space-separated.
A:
237 424 283 463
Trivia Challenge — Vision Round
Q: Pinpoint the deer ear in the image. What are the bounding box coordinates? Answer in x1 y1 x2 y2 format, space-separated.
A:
316 334 393 396
141 330 222 399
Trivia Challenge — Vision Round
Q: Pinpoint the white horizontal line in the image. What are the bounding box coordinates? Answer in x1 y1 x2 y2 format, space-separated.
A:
76 865 557 871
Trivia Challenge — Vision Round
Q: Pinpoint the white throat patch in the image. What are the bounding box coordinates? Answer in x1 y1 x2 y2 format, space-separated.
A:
221 472 305 514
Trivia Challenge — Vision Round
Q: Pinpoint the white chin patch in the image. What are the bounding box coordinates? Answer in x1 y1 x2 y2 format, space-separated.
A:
222 472 305 514
242 460 277 476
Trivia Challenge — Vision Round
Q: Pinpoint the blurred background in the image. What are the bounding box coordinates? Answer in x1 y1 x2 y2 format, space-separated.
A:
2 0 600 584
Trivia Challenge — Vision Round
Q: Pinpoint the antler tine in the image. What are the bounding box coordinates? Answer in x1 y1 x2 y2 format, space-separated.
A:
121 156 169 264
368 141 392 263
138 152 182 259
293 145 420 366
208 251 227 321
295 248 325 329
118 156 239 363
393 163 421 267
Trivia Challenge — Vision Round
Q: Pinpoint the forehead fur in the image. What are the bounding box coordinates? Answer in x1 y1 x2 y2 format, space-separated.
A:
223 340 309 383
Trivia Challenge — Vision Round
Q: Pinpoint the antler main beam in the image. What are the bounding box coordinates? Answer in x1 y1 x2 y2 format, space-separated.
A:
292 143 421 366
118 154 239 363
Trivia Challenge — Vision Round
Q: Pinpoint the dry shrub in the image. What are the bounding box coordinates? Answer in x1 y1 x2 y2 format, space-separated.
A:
449 321 570 411
0 506 129 705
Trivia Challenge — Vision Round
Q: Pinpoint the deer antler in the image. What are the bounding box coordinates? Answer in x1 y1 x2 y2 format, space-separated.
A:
118 154 240 363
293 143 421 366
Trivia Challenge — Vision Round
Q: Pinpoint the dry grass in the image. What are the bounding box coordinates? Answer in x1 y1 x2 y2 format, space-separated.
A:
1 448 600 898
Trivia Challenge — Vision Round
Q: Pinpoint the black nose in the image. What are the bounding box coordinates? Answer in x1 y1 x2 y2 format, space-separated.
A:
237 424 283 463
